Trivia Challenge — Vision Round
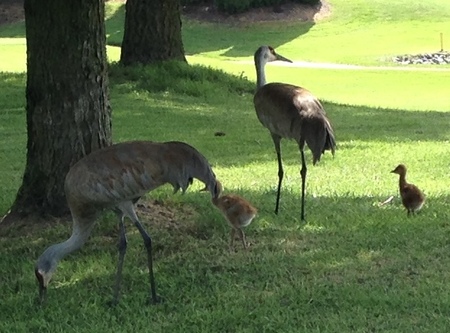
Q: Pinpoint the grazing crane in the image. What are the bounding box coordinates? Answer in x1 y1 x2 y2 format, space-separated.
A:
253 45 336 220
35 140 218 305
204 181 257 250
391 164 425 216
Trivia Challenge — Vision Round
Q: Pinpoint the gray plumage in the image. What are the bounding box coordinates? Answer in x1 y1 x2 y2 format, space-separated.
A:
35 140 218 305
253 46 336 220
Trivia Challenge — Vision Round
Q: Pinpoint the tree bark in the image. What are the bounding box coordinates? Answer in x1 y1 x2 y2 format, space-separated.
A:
6 0 112 221
120 0 186 66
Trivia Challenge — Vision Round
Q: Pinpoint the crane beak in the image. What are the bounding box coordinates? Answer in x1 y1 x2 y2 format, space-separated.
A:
38 284 47 304
199 181 221 199
276 53 293 63
35 268 47 304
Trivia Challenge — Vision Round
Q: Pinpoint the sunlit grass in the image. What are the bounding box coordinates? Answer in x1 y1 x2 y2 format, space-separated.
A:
2 0 450 68
1 0 450 332
0 39 26 72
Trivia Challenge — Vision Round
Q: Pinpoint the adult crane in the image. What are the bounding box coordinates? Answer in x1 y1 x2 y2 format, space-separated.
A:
35 140 219 305
253 45 336 220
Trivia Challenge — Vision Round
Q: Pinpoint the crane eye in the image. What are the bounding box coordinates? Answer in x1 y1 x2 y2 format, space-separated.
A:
268 46 275 54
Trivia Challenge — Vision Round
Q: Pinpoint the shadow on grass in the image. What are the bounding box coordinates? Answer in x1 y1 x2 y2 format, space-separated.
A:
104 3 316 58
107 64 450 169
2 2 316 57
182 20 315 58
0 21 25 38
1 193 449 327
2 68 449 174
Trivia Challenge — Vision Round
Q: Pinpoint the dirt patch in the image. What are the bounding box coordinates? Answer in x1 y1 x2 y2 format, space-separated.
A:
0 208 76 238
136 198 199 231
136 199 214 241
0 0 331 26
0 198 200 239
183 1 331 24
0 0 24 26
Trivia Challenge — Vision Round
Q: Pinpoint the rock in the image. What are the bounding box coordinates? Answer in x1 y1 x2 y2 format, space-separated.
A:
393 51 450 65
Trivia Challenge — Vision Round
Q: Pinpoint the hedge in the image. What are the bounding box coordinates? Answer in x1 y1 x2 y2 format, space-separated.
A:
181 0 321 15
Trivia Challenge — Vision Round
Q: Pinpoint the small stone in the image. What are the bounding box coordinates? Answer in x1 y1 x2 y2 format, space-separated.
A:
393 51 449 65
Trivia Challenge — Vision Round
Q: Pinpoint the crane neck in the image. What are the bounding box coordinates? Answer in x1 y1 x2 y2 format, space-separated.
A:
37 220 94 272
211 197 219 206
398 173 407 189
255 58 267 89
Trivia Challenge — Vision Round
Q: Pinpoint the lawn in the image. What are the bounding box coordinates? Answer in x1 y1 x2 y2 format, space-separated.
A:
1 0 450 332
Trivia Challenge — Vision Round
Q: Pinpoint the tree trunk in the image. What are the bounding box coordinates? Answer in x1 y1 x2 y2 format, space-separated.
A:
6 0 112 221
120 0 186 66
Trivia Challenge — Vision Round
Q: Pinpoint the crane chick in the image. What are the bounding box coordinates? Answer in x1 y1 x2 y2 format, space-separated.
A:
204 181 257 250
391 164 425 216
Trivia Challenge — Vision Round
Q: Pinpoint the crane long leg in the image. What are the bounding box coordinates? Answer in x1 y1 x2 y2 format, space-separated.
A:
112 214 127 305
117 201 160 304
237 228 247 249
300 149 307 221
229 228 236 251
271 134 283 215
132 218 159 304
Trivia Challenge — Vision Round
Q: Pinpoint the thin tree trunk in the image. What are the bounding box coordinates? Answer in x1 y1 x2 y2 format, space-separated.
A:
120 0 186 65
5 0 111 222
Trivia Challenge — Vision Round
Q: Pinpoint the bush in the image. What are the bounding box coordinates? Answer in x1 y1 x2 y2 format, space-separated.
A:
109 61 254 97
180 0 211 6
292 0 320 5
215 0 253 14
214 0 321 15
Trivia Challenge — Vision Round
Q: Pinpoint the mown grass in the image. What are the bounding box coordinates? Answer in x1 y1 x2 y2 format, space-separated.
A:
1 0 450 332
3 0 450 66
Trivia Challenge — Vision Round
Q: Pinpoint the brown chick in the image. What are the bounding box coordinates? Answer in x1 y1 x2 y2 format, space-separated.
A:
204 181 257 250
391 164 425 216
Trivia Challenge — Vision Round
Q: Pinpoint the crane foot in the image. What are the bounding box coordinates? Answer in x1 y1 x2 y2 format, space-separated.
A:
148 294 164 305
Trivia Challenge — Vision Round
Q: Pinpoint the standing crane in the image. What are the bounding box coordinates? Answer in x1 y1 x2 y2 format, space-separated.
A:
253 45 336 220
391 164 425 216
35 140 218 305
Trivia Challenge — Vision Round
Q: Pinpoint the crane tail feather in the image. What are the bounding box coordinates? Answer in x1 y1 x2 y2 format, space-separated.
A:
323 118 336 155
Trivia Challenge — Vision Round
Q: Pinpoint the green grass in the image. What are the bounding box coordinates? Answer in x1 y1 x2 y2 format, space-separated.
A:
1 0 450 332
4 0 450 66
185 0 450 66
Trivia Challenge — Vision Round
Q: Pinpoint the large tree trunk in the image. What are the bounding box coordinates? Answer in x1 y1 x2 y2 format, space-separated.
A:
120 0 186 65
6 0 112 221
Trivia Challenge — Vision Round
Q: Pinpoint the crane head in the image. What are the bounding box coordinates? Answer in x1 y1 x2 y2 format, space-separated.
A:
35 268 51 304
214 180 222 198
391 164 407 176
254 45 293 66
200 180 222 199
35 257 56 304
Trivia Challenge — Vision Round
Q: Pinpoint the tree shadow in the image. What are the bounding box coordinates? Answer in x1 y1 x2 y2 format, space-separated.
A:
1 65 449 219
0 21 25 38
104 2 316 57
2 191 449 323
0 0 25 37
109 70 450 168
324 102 450 143
1 67 449 174
1 2 317 61
182 20 315 57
